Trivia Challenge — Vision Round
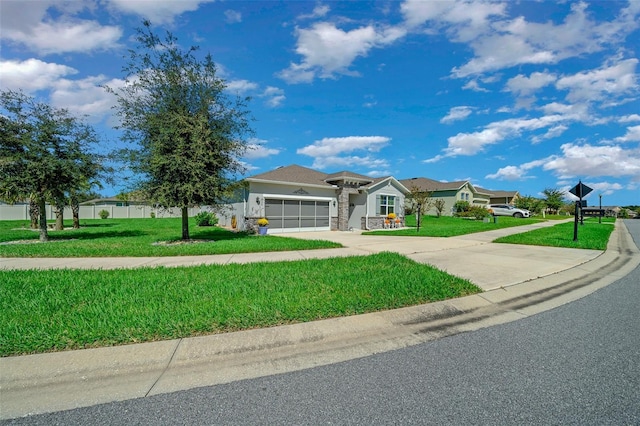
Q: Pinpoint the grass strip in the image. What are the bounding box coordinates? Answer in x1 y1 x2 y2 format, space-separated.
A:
0 218 341 257
0 252 480 356
365 215 547 237
493 218 615 250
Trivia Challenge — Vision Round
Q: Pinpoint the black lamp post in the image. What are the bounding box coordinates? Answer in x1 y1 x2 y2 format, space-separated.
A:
599 194 602 224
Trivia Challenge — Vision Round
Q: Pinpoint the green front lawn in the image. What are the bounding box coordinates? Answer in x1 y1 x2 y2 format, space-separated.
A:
493 217 615 250
1 252 480 356
365 215 546 237
0 218 341 257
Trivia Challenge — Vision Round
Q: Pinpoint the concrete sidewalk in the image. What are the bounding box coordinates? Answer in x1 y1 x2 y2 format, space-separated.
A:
1 220 639 419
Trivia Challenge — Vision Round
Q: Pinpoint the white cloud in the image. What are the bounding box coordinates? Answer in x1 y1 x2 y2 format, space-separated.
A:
297 136 391 170
441 106 473 124
108 0 214 24
2 18 121 55
261 86 286 107
543 143 640 179
505 72 556 97
0 58 121 121
297 5 331 20
531 125 568 144
49 75 124 120
400 0 505 41
462 80 489 92
278 21 405 83
441 114 569 158
449 2 640 77
225 10 242 24
0 58 77 92
615 125 640 142
297 136 390 157
619 114 640 123
244 139 281 160
485 159 548 181
311 155 390 171
225 79 259 94
556 58 639 103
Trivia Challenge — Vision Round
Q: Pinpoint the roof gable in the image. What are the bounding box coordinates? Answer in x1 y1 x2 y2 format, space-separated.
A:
364 176 410 194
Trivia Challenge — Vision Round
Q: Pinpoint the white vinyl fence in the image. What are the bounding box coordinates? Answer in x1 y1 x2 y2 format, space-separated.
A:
0 204 203 221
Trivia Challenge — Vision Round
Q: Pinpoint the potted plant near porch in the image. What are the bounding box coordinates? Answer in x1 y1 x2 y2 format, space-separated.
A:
257 218 269 235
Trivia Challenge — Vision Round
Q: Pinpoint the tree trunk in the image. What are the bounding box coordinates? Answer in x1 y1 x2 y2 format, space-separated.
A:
38 198 49 242
54 202 64 230
29 198 39 229
71 197 80 229
181 206 190 240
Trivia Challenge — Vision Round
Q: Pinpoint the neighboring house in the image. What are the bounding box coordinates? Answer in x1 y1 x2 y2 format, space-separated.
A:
399 177 491 216
243 164 409 233
475 188 520 205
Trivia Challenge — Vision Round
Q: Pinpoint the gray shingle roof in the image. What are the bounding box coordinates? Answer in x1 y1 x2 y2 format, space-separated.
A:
247 165 335 187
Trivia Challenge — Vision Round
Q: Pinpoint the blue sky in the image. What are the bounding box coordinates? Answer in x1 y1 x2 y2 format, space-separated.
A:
1 1 639 206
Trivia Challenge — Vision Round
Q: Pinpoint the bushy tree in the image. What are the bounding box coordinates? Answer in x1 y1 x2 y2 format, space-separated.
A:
515 195 545 215
0 90 106 241
107 21 253 240
542 188 565 214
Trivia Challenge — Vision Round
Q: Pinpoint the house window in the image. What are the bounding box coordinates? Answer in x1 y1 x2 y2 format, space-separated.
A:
379 195 395 216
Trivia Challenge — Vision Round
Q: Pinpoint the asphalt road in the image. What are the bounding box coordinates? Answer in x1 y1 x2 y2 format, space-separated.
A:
4 221 640 425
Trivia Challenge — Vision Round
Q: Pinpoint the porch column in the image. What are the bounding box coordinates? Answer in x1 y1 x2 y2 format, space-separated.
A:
336 186 358 231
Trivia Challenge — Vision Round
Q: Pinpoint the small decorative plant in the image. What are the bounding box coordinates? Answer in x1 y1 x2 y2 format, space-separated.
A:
257 218 269 227
195 211 218 226
98 209 109 219
387 212 396 219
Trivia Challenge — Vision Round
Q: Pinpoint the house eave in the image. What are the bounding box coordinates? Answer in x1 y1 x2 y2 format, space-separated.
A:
246 178 338 189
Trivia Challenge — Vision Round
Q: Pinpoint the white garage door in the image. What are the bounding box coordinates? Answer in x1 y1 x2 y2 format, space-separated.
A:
265 199 330 232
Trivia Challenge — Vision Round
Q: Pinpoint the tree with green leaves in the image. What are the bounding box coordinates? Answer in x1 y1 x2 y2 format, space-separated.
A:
515 195 545 215
1 90 106 241
542 188 565 214
408 184 434 232
107 21 254 240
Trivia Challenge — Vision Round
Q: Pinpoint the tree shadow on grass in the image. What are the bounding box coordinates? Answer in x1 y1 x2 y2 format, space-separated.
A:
48 230 148 241
190 227 252 241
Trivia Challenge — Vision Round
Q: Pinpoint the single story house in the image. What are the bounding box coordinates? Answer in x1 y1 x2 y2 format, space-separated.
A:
243 164 409 233
474 187 520 205
399 177 492 215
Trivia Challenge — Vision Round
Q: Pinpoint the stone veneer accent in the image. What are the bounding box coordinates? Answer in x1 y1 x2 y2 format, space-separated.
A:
362 216 405 230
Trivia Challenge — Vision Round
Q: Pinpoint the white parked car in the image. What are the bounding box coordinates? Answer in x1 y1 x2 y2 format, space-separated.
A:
488 204 531 218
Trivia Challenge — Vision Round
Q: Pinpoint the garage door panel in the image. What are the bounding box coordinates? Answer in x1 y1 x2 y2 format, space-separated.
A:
264 198 330 232
301 201 315 215
317 202 329 215
317 217 329 227
265 200 282 217
268 218 283 228
283 218 299 228
284 200 299 215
